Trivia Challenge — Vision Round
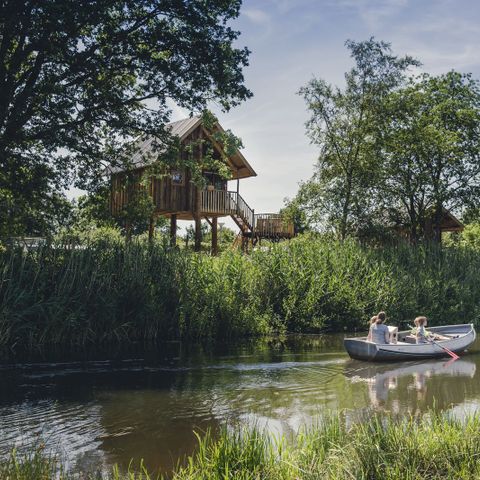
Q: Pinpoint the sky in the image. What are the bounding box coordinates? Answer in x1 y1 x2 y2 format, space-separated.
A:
170 0 480 220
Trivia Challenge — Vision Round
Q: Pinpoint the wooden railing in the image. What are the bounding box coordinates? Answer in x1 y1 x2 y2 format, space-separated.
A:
229 191 255 230
254 213 295 238
201 190 255 230
201 190 294 238
201 189 234 215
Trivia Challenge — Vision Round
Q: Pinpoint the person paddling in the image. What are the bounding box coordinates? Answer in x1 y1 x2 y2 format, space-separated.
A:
370 311 390 344
414 316 428 344
413 316 449 343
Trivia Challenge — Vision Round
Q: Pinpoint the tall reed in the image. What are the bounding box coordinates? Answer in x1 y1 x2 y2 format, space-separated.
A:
1 235 480 352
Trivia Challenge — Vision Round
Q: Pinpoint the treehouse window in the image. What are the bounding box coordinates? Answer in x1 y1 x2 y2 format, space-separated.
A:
203 172 227 190
171 170 184 186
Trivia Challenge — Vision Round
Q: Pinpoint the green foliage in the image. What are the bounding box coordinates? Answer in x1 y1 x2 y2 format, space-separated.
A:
0 447 67 480
296 39 480 244
445 223 480 251
281 197 310 234
1 236 480 353
298 38 418 239
55 225 124 248
172 413 480 479
0 1 251 237
382 72 480 242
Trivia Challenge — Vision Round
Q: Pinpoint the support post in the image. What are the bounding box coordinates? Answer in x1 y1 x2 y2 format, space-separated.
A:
170 214 177 247
211 217 218 256
251 208 255 249
125 221 132 244
148 215 155 243
194 186 202 252
237 178 239 194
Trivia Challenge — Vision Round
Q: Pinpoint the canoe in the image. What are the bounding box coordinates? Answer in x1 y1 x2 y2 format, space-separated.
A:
344 323 476 362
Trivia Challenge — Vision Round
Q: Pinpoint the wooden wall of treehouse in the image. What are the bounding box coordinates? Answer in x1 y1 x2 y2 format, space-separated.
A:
110 167 198 217
110 127 227 219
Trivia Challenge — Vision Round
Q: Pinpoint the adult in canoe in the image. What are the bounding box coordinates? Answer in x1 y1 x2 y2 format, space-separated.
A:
369 312 390 344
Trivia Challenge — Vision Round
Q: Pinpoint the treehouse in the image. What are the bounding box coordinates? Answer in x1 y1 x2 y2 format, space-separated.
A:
110 116 295 252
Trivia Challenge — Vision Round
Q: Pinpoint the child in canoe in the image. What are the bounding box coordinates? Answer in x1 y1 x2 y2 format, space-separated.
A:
413 316 449 344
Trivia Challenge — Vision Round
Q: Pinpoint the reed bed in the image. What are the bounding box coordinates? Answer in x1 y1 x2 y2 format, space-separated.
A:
1 235 480 352
3 413 480 479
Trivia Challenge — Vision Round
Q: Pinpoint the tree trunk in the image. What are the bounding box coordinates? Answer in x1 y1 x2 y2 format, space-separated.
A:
340 179 352 241
433 203 443 243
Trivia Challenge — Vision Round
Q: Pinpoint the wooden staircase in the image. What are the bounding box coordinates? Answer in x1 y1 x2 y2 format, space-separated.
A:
201 189 295 251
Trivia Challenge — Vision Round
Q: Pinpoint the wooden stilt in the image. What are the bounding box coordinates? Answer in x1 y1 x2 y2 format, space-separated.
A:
170 214 177 247
211 217 218 256
148 215 155 242
125 221 132 243
194 187 202 252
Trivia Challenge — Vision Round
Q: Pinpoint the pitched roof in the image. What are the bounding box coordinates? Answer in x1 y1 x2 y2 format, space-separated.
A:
109 116 256 179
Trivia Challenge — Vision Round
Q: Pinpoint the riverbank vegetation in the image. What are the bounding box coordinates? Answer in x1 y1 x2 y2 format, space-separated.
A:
1 235 480 353
4 412 480 479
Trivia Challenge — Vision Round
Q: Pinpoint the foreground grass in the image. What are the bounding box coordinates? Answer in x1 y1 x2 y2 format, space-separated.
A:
4 413 480 479
1 234 480 352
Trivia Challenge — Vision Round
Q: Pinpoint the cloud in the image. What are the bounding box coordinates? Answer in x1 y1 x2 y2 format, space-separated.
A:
243 8 271 25
330 0 409 29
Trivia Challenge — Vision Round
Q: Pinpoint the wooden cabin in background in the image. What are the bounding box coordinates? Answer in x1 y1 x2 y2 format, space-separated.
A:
424 208 464 241
110 116 294 253
394 207 464 243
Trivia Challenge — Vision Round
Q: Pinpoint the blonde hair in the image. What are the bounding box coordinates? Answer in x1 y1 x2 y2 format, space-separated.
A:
415 316 427 326
376 311 386 324
369 315 377 325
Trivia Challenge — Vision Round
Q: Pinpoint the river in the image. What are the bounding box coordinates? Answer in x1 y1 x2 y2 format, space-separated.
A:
1 334 479 475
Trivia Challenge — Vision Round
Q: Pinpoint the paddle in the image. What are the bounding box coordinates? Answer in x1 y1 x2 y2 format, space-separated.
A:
407 324 460 360
428 338 460 360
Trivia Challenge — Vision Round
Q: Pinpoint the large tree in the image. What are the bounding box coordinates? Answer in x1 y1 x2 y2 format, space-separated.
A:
298 38 418 239
0 0 251 237
382 72 480 243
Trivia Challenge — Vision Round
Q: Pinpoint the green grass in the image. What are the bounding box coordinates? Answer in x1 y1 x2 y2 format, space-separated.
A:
1 234 480 353
4 413 480 479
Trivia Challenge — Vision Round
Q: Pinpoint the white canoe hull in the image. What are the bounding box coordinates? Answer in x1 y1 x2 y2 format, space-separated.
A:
344 324 476 362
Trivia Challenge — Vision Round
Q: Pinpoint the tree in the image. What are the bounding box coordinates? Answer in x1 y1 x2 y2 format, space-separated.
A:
298 38 418 239
382 72 480 242
281 196 310 234
0 0 251 237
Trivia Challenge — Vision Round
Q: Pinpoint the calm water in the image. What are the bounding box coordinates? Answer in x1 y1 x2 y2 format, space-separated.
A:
1 334 480 474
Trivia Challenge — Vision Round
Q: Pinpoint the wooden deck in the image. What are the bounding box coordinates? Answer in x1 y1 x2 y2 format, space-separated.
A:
201 190 294 240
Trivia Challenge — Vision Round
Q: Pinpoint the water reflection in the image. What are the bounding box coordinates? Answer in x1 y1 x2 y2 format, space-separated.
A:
345 359 477 413
0 335 479 475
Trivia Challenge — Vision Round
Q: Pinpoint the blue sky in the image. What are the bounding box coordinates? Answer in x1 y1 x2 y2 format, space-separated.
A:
171 0 480 218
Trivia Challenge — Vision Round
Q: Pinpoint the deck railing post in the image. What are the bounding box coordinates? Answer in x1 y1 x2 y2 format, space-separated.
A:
252 209 255 245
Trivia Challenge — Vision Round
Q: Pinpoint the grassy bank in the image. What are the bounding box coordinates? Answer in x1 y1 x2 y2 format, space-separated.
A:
4 413 480 479
1 235 480 351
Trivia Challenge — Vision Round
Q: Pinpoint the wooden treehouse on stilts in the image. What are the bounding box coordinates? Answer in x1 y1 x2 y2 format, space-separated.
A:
110 116 294 253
